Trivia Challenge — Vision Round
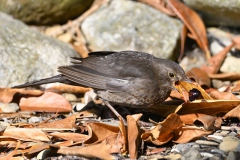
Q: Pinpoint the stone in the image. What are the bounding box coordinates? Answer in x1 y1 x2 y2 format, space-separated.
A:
0 102 19 113
195 140 219 146
0 12 79 87
219 136 240 152
181 149 202 160
226 151 237 160
0 0 94 25
183 0 240 27
164 153 182 160
62 93 78 102
81 0 182 59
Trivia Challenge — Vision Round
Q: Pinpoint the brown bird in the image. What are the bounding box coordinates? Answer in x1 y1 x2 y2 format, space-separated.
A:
13 51 191 118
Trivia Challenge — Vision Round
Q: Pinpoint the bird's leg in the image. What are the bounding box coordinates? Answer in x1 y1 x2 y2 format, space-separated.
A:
103 100 127 125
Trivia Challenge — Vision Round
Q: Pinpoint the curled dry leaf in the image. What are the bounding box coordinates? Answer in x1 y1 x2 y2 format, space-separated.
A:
166 0 210 59
175 100 240 115
208 73 240 81
223 104 240 119
173 127 212 143
37 114 76 129
201 43 234 74
186 67 211 87
180 114 222 130
2 127 50 142
50 132 90 143
175 81 212 101
0 88 43 103
45 83 91 94
141 113 183 145
19 92 72 112
0 140 20 160
127 114 142 159
209 90 239 100
50 141 114 159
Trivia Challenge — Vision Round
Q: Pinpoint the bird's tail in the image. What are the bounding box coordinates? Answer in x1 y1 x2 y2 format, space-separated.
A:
13 74 67 88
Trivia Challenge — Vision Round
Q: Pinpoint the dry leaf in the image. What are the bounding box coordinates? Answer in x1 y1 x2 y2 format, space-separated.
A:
50 132 90 142
173 127 212 143
201 43 234 74
209 90 239 100
45 83 91 94
224 104 240 119
166 0 210 58
0 141 20 160
3 127 49 142
0 88 43 103
127 114 142 159
141 113 183 145
175 100 240 115
175 81 212 101
50 142 114 159
208 73 240 81
186 67 211 87
38 114 76 129
19 92 72 112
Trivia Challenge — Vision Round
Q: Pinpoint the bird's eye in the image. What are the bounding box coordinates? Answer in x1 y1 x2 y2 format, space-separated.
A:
169 72 175 78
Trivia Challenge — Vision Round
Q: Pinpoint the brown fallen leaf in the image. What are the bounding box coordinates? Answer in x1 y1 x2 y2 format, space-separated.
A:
201 43 234 74
50 132 90 143
141 113 183 145
0 140 20 160
224 104 240 119
0 88 43 103
85 122 120 144
19 92 72 112
37 114 76 129
175 80 213 101
2 127 49 142
175 100 240 115
166 0 210 59
50 141 114 159
209 90 239 100
173 127 212 143
127 114 142 159
45 83 91 94
186 67 211 87
208 73 240 81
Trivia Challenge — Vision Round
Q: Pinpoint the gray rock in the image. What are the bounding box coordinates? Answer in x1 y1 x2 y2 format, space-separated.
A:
0 102 19 113
0 12 79 87
195 140 219 146
219 136 240 152
0 0 94 25
183 0 240 27
226 151 237 160
181 149 202 160
81 0 182 59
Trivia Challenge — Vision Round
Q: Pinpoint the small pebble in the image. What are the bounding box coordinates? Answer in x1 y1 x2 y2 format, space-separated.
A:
200 152 214 158
28 116 42 123
219 136 240 152
226 151 237 160
195 140 219 146
62 93 78 102
181 149 202 160
211 149 227 158
0 102 19 113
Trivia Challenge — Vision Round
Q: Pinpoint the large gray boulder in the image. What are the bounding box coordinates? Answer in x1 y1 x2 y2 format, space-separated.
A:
0 0 94 25
0 12 79 87
81 0 182 59
183 0 240 27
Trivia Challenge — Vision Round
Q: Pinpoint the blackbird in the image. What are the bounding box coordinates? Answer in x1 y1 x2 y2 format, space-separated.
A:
14 51 191 117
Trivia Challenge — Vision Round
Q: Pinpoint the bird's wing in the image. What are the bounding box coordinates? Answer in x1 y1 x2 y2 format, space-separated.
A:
58 51 158 92
70 51 155 79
